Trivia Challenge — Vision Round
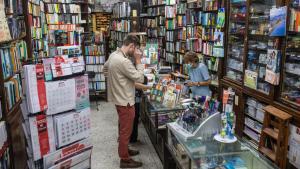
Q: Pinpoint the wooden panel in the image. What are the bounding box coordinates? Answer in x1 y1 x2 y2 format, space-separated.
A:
6 109 27 169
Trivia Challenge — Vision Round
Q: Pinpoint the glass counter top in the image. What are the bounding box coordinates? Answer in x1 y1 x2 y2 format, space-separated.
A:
171 132 278 169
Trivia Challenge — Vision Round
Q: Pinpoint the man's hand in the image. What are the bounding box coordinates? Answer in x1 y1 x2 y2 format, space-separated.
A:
187 82 197 87
134 48 142 64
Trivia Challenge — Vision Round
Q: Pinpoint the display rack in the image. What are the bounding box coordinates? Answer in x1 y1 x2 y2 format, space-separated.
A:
143 0 166 63
0 0 28 168
109 2 131 54
220 3 300 166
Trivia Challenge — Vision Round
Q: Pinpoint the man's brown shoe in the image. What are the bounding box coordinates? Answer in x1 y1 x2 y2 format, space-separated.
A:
128 149 139 156
120 159 143 168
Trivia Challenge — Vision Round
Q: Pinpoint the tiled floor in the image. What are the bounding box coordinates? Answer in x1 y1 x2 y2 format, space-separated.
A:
90 101 163 169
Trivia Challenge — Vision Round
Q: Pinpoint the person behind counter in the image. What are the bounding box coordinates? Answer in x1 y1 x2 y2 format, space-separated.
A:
130 80 152 144
176 51 212 97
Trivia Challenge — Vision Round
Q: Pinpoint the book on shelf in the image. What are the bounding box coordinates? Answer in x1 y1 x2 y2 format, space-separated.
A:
7 17 26 40
186 39 202 53
166 0 176 5
202 13 217 26
217 8 225 28
49 30 81 46
265 49 281 85
203 0 218 11
24 64 48 114
1 40 27 79
165 6 176 18
85 56 105 64
29 114 56 161
289 8 300 32
166 18 176 30
4 0 23 15
112 2 130 18
177 15 186 27
4 74 22 110
85 45 105 56
0 101 2 119
186 10 202 25
45 3 81 14
89 82 106 91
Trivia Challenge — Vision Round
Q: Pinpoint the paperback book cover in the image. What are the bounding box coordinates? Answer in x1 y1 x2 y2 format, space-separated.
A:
265 49 281 85
244 70 258 89
214 31 224 47
217 8 225 28
269 6 287 36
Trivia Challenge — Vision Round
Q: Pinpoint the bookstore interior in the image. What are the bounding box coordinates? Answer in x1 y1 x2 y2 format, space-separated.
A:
0 0 300 169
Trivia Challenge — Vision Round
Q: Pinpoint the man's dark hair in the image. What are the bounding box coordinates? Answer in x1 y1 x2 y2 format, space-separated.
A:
123 35 140 47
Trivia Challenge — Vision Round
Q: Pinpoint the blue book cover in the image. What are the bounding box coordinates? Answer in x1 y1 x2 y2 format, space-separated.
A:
270 6 287 37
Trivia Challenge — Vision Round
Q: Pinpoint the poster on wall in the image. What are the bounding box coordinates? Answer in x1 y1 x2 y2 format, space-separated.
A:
269 6 287 36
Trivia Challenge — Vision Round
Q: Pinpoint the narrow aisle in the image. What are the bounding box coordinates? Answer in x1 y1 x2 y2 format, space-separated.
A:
90 102 163 169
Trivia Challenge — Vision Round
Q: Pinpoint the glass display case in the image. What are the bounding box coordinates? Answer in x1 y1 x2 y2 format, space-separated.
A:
225 0 247 83
281 1 300 108
243 0 276 95
167 128 279 169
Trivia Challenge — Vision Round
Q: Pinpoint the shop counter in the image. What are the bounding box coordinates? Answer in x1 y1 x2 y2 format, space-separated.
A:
165 127 278 169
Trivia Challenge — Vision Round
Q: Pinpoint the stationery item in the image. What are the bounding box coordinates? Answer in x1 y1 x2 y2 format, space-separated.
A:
50 56 72 78
48 147 92 169
29 114 55 161
45 79 76 115
269 6 287 36
265 49 281 85
43 138 91 169
75 75 90 110
24 64 48 114
54 108 91 148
